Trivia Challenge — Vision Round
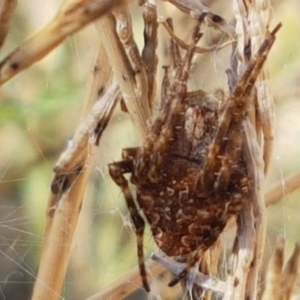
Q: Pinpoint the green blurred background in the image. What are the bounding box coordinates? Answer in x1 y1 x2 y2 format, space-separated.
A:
0 1 300 299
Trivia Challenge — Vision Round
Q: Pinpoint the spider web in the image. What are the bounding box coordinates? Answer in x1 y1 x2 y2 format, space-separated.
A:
0 1 300 300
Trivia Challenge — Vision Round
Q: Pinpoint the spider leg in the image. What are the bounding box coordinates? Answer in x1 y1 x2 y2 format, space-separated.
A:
160 65 171 109
201 23 281 192
137 16 206 182
121 147 139 160
108 160 150 292
166 18 183 69
214 125 243 195
151 14 206 136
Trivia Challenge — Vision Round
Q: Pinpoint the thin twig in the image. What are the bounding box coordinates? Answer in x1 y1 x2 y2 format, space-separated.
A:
265 171 300 206
0 0 17 50
0 0 127 86
85 260 164 300
159 17 234 53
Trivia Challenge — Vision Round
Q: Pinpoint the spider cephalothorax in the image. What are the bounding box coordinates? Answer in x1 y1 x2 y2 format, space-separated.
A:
109 14 280 292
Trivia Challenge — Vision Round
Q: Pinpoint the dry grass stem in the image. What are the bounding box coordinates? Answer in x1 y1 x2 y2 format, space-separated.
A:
85 260 165 300
52 82 119 178
225 201 256 299
0 0 17 49
96 3 153 138
81 38 113 117
281 242 300 299
241 119 265 299
221 1 276 298
262 238 300 300
0 0 126 86
32 168 91 300
265 171 300 206
141 1 158 108
262 236 285 300
249 0 275 178
32 39 119 299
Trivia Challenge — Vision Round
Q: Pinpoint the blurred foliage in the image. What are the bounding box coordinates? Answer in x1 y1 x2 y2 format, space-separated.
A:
0 1 300 300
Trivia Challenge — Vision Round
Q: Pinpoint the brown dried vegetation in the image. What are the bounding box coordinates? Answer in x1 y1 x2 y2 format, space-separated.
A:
0 1 299 300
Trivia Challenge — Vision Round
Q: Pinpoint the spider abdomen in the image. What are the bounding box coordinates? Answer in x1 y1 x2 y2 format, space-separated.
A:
137 165 244 257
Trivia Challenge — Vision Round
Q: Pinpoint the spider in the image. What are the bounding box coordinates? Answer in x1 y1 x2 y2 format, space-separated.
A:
109 13 281 292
